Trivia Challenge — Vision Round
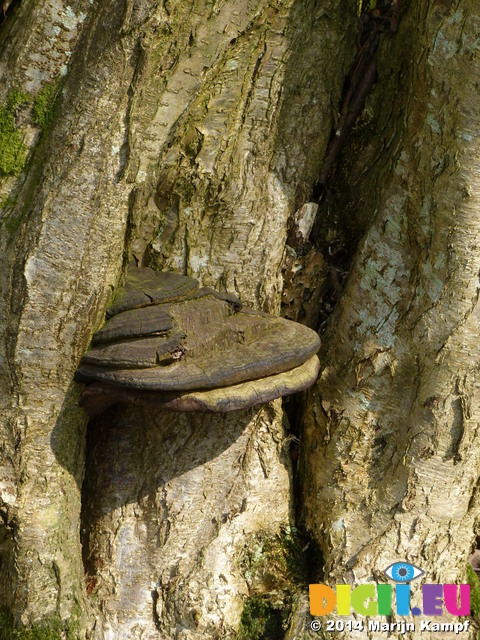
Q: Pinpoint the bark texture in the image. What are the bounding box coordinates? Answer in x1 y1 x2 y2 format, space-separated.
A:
82 403 290 639
0 0 352 636
302 0 480 636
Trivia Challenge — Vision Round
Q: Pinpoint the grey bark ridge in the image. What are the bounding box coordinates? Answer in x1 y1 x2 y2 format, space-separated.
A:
302 4 480 638
76 267 321 415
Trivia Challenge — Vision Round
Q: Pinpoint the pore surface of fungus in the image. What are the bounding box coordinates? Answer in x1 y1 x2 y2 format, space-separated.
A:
75 267 321 416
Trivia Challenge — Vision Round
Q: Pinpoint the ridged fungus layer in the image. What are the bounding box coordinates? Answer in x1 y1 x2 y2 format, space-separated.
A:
75 267 321 417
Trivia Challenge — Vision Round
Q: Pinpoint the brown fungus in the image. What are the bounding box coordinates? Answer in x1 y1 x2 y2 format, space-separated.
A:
106 268 199 316
75 267 321 417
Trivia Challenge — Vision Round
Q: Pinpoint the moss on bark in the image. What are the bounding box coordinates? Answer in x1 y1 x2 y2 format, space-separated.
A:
32 84 58 131
0 606 80 640
238 526 312 638
237 596 284 640
0 90 30 176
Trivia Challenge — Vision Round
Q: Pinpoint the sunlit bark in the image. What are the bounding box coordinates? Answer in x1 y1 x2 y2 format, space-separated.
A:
0 0 351 636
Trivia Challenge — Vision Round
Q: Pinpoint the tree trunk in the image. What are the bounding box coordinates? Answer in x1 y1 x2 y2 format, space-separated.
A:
302 0 480 637
0 0 352 637
2 0 478 637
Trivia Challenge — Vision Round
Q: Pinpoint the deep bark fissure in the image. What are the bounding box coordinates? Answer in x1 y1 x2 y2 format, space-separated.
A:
0 0 17 24
289 1 408 336
314 2 401 197
281 3 408 335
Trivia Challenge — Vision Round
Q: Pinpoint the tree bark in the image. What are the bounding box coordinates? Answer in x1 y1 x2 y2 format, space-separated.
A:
302 0 480 637
0 0 352 637
3 0 477 637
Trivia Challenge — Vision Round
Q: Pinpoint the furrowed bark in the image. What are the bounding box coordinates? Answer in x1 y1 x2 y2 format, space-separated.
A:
0 0 353 636
82 403 291 639
303 1 480 636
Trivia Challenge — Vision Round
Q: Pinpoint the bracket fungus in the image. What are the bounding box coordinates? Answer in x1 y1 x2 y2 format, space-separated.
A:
75 267 321 417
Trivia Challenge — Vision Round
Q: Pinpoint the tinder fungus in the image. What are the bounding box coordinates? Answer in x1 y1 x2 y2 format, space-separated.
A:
75 267 321 417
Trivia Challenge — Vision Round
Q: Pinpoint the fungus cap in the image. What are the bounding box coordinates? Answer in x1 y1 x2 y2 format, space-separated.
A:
106 268 199 317
76 267 321 416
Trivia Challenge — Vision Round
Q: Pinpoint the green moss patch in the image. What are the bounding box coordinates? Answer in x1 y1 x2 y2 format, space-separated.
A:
33 84 57 131
0 194 15 211
238 526 312 639
241 526 309 592
0 82 59 177
0 90 30 177
357 0 377 15
467 564 480 619
0 607 79 640
0 607 60 639
0 194 23 234
237 595 283 640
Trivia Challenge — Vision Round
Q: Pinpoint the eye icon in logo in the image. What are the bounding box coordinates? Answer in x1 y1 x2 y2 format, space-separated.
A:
384 562 424 583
